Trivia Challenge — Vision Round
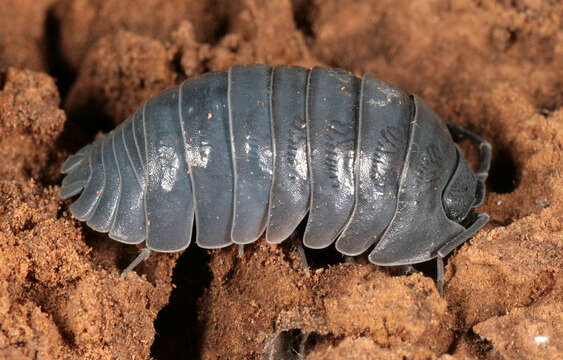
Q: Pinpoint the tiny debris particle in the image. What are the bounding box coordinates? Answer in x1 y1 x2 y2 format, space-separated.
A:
301 123 306 128
96 190 101 195
147 220 151 226
322 97 327 102
207 112 213 119
534 336 548 344
373 234 377 239
186 169 190 174
497 200 502 205
260 101 265 107
340 86 346 91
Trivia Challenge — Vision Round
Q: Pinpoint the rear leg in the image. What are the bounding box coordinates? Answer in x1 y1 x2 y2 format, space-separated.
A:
121 248 151 279
238 244 245 258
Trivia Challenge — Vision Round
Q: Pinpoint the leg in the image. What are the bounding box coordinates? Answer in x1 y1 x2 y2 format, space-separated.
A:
436 256 444 296
291 233 309 270
446 122 492 182
296 331 310 359
121 247 152 279
238 244 245 258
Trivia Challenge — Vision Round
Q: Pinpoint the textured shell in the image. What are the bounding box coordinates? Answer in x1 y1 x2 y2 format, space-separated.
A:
60 65 469 266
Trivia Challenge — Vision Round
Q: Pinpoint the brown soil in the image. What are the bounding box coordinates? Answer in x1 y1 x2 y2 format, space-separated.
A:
0 0 561 359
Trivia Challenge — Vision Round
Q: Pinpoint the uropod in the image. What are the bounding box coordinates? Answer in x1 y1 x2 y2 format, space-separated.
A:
60 65 492 293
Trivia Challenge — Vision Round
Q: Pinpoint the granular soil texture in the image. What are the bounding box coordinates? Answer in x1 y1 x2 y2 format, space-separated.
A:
0 0 561 359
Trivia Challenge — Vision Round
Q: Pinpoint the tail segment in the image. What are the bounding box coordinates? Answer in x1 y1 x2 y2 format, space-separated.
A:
60 115 147 245
60 144 93 199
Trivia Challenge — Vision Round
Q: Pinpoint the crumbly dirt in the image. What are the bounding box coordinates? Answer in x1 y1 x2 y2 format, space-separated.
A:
0 0 561 359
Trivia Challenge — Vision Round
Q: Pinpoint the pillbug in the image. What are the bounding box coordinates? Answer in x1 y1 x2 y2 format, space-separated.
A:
60 65 491 293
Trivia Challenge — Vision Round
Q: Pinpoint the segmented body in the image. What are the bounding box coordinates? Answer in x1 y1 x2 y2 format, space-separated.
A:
60 65 484 267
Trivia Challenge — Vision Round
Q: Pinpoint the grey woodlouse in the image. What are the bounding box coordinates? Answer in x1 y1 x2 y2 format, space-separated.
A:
60 64 492 293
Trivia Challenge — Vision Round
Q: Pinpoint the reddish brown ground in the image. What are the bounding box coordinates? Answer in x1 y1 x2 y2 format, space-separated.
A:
0 0 561 359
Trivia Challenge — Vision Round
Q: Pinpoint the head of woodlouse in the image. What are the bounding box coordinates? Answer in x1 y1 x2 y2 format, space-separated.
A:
442 146 485 224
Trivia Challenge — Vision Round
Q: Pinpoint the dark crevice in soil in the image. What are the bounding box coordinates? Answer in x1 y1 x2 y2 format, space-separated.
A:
293 216 344 270
45 7 75 101
302 332 326 353
445 330 462 355
468 329 494 358
206 0 232 45
487 146 519 194
291 0 316 38
50 106 110 181
211 14 231 45
151 245 212 359
445 331 491 357
171 50 185 79
489 218 513 227
0 70 6 90
413 258 439 281
50 308 78 349
64 103 115 139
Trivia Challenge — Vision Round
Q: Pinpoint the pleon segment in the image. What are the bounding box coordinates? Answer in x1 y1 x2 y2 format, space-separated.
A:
60 146 92 199
87 134 120 232
108 122 146 244
69 139 104 220
61 143 91 174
